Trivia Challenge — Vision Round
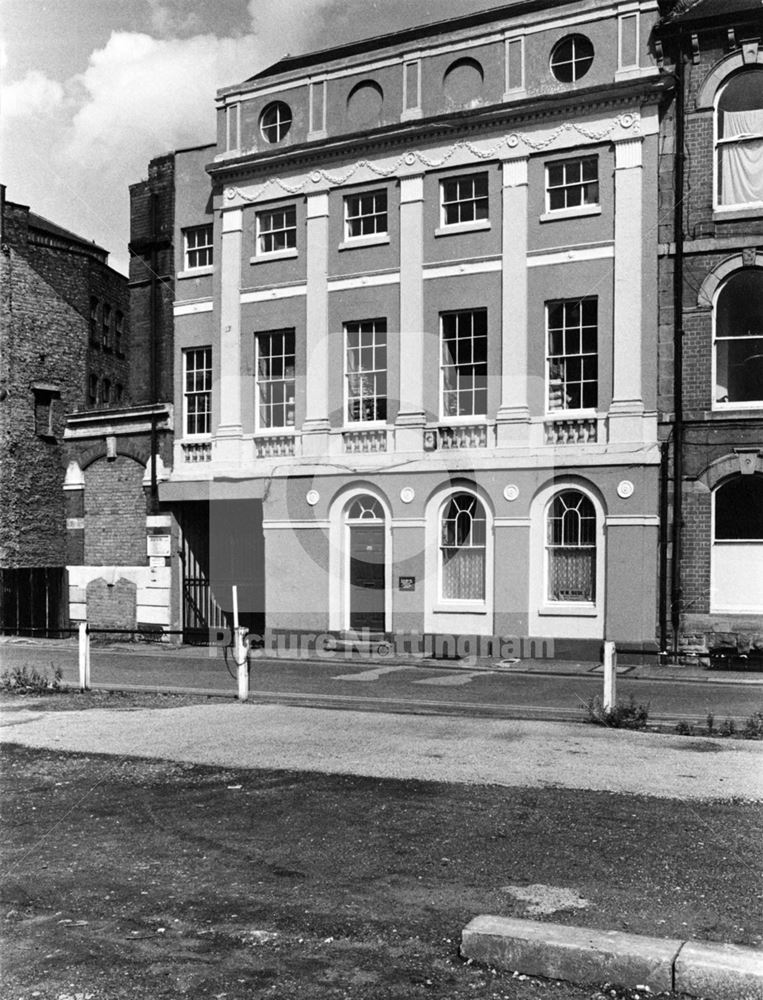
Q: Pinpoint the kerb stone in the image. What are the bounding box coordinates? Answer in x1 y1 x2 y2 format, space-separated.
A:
461 916 680 992
675 940 763 1000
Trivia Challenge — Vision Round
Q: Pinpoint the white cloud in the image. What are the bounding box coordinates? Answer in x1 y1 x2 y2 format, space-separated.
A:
1 0 337 271
2 70 65 120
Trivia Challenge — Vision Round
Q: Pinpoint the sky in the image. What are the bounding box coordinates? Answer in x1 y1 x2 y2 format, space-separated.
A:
1 0 510 275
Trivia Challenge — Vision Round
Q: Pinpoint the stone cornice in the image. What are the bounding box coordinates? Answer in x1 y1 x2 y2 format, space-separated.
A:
64 403 173 440
208 76 668 189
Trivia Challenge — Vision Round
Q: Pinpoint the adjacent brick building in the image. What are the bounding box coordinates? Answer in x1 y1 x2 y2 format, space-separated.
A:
656 0 763 658
0 188 128 632
61 154 180 632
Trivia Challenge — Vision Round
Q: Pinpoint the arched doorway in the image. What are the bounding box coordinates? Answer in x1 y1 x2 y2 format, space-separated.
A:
345 494 387 632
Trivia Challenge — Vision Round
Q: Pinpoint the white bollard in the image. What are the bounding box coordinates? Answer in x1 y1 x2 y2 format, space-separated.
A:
235 626 249 702
603 640 617 711
231 585 248 701
78 622 91 691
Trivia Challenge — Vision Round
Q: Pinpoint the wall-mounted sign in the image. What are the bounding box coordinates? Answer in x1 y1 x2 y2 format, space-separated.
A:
399 576 415 591
147 534 171 557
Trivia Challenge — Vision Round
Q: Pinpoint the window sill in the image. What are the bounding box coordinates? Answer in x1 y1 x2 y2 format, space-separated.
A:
538 604 598 618
178 266 214 279
437 416 489 425
540 205 601 223
432 604 488 615
713 206 763 222
338 234 390 251
710 404 763 415
250 248 298 263
253 428 296 435
435 220 491 237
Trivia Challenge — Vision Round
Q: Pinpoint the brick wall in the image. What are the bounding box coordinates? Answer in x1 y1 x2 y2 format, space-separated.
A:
84 456 147 565
128 154 176 405
86 577 137 629
0 200 124 569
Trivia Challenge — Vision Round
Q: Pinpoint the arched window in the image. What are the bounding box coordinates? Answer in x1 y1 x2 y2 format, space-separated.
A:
260 101 292 144
716 70 763 208
440 493 486 600
347 495 384 520
712 476 763 612
714 269 763 406
546 490 596 602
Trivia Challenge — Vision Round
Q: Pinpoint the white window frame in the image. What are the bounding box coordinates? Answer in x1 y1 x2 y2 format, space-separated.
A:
439 172 489 231
544 156 600 216
254 329 296 432
255 205 297 258
183 225 213 271
344 189 388 243
546 298 598 415
260 101 292 144
183 347 212 438
549 34 594 83
711 476 763 614
714 71 763 212
439 309 489 422
545 490 597 606
344 319 387 426
529 481 605 638
712 270 763 411
438 492 488 605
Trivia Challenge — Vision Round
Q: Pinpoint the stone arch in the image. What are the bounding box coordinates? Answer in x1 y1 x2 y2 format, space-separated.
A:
697 451 763 491
697 252 763 308
696 46 763 110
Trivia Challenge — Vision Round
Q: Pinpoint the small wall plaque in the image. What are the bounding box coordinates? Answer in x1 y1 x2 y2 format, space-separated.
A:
399 576 415 592
147 534 171 557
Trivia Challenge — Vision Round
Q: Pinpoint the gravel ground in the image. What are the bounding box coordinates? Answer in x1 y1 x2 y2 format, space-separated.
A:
2 701 761 800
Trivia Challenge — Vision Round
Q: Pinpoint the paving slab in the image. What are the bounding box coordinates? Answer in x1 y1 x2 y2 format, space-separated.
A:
674 939 763 1000
461 915 680 992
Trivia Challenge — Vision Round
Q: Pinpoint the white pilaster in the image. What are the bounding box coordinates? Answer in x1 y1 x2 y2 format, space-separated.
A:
215 208 243 465
497 156 530 446
610 137 645 444
302 191 330 455
396 174 426 451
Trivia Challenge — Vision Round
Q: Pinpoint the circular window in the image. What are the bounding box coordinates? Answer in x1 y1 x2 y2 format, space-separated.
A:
260 101 292 144
346 80 383 126
443 57 484 104
550 35 594 83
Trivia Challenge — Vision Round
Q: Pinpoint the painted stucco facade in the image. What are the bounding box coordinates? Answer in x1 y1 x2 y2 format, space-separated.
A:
160 0 668 657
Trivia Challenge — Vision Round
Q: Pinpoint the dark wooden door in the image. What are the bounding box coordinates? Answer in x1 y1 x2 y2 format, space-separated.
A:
349 525 385 632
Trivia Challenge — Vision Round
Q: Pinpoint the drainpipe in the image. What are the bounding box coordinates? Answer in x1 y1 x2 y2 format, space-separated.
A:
670 31 686 655
659 438 670 653
149 190 159 515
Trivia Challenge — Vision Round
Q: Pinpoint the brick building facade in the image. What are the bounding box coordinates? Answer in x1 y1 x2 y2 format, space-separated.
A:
0 189 128 632
657 0 763 659
61 154 180 632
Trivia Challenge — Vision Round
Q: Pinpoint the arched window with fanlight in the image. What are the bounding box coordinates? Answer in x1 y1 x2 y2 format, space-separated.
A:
714 269 763 408
712 475 763 613
716 70 763 209
440 493 486 601
546 490 596 603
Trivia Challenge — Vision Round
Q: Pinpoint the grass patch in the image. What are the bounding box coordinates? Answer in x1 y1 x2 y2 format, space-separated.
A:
0 663 65 695
583 694 650 730
676 710 763 740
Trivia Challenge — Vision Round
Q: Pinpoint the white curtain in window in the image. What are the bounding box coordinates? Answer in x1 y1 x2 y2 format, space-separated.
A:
720 110 763 205
442 547 485 599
